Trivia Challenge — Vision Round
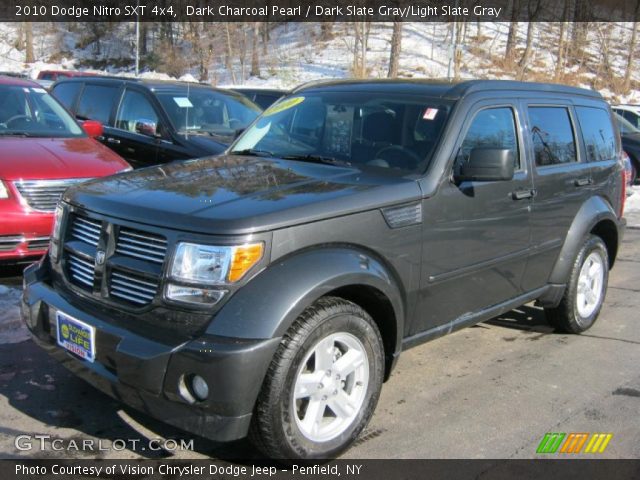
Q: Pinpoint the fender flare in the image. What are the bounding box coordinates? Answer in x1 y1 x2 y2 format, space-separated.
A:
548 195 620 285
206 247 405 358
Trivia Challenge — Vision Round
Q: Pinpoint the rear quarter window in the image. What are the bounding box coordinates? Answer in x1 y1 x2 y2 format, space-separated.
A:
528 106 577 167
51 83 81 111
575 106 616 162
77 84 119 123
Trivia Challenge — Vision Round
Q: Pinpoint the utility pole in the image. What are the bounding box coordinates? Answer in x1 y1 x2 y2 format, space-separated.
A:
135 1 140 76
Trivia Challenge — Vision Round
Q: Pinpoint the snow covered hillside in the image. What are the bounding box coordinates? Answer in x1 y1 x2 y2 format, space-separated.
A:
0 22 638 103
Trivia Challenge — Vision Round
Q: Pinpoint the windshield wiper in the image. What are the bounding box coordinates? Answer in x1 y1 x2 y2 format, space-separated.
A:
230 148 275 157
281 154 351 167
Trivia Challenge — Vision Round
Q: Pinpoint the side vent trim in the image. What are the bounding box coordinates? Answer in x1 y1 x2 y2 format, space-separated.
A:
381 202 422 228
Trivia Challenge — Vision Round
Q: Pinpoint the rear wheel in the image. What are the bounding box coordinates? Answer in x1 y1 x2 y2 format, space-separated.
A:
545 235 609 333
250 297 384 459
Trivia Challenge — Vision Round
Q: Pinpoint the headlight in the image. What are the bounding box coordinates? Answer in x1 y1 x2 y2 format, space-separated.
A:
0 180 9 199
170 242 264 284
167 242 263 306
49 204 64 262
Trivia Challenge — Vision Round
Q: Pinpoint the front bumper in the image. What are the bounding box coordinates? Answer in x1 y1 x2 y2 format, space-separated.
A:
0 206 52 262
21 259 281 442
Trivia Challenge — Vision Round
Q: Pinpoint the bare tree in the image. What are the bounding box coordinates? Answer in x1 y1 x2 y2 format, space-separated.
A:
518 0 543 79
453 21 463 80
352 22 371 78
24 22 35 63
505 0 521 60
250 22 261 77
555 1 572 80
321 23 334 41
225 23 237 84
387 22 403 78
623 1 640 92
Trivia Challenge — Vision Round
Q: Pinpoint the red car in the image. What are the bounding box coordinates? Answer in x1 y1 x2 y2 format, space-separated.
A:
0 76 130 264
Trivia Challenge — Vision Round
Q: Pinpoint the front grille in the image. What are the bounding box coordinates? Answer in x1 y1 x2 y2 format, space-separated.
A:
14 179 89 212
71 216 101 246
62 211 167 308
0 235 22 252
27 237 50 251
116 227 167 264
67 253 95 289
110 270 159 305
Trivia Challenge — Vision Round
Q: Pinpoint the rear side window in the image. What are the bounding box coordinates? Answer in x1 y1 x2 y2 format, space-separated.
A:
528 107 577 167
77 84 119 123
575 107 616 162
457 107 519 169
51 82 81 111
622 109 640 129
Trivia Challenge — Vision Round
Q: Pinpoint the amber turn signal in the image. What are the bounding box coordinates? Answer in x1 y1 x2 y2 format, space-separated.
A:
228 243 264 282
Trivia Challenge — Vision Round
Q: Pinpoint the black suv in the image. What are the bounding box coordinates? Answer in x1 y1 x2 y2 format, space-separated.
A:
51 78 261 167
229 87 287 109
23 80 626 459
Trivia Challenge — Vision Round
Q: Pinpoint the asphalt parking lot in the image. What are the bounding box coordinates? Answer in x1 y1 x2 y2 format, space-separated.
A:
0 210 639 460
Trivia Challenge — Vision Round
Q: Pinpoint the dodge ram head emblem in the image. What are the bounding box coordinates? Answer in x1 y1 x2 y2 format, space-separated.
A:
95 250 106 266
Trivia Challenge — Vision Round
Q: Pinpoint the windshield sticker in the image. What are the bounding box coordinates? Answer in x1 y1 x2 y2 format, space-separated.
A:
31 88 47 94
423 108 439 120
173 97 194 108
263 96 305 116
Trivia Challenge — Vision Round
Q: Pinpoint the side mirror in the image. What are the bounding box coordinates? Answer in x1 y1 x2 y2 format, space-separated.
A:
135 119 158 137
457 148 515 182
81 120 103 138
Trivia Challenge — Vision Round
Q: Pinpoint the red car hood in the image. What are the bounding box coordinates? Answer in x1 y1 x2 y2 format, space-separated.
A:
0 137 130 180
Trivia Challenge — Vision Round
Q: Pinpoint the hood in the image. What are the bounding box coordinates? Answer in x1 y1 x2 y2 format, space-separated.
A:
65 155 421 235
178 133 229 155
0 137 130 180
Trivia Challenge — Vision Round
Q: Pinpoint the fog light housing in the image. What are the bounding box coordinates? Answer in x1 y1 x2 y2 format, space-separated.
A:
165 284 226 306
191 375 209 401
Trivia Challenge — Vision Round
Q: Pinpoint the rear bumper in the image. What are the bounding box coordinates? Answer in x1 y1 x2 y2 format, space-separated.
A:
21 259 281 442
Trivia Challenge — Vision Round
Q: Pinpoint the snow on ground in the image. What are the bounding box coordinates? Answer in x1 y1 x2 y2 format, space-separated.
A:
626 186 640 227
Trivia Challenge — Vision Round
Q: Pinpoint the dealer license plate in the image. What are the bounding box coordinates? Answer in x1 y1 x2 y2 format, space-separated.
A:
56 310 96 362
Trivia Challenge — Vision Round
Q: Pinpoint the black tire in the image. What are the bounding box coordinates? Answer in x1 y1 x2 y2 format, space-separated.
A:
249 296 384 460
545 235 609 334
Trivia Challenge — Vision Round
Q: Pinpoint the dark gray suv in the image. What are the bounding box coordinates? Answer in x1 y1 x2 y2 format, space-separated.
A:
22 80 626 459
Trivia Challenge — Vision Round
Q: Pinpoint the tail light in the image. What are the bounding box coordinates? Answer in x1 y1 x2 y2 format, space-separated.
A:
619 150 629 218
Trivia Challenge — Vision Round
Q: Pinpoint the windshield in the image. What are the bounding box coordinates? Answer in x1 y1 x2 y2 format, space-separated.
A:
231 92 451 174
0 85 84 137
156 89 261 141
615 113 640 135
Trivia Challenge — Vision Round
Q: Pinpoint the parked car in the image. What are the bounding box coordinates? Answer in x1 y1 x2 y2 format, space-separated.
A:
229 87 287 109
0 76 130 264
36 70 97 90
614 112 640 184
23 80 625 459
51 78 262 168
612 104 640 130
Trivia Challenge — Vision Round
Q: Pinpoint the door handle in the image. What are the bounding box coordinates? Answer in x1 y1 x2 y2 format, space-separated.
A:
511 189 536 200
574 177 593 187
106 137 121 145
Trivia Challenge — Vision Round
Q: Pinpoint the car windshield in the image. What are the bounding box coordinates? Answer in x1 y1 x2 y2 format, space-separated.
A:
615 113 640 135
231 92 451 174
0 85 84 138
156 89 261 141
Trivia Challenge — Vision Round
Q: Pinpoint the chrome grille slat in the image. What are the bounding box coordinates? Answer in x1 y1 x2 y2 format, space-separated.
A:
68 253 95 289
116 227 166 264
110 270 158 305
71 216 101 246
14 179 91 212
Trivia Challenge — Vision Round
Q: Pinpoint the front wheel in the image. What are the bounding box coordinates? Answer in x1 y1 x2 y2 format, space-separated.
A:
545 235 609 333
250 297 384 459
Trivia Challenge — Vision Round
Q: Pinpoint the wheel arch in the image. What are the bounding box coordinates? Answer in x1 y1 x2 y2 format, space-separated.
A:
548 195 621 285
207 246 405 379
